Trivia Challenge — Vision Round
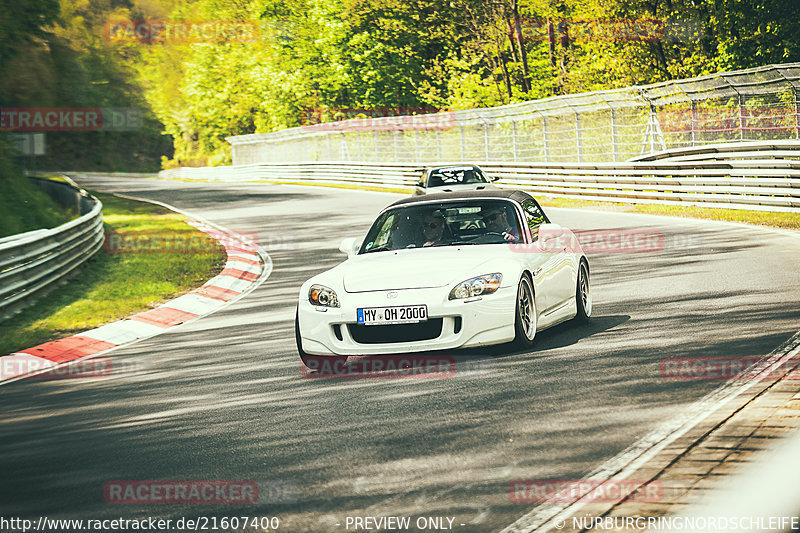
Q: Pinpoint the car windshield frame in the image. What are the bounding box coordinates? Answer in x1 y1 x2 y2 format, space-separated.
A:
359 199 525 254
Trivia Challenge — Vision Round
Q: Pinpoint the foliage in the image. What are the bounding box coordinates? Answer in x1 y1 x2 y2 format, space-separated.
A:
0 139 74 237
1 0 799 168
0 0 170 171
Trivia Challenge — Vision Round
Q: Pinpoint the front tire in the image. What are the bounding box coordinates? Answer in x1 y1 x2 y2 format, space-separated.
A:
574 260 591 323
512 275 537 348
295 308 347 369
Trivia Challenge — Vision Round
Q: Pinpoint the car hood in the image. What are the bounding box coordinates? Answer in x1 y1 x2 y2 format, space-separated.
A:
426 183 495 194
341 246 505 293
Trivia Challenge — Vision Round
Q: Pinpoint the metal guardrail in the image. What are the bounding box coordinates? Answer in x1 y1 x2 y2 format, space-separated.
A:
159 141 800 211
227 63 800 165
0 178 104 321
630 140 800 162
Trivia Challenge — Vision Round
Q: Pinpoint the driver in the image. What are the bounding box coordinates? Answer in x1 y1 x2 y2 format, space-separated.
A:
482 206 518 242
422 209 448 247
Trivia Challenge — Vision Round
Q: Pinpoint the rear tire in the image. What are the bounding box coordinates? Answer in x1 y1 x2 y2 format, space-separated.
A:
574 260 591 323
512 275 537 348
295 308 347 369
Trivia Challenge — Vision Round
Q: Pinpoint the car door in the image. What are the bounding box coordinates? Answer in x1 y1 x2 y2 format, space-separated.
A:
519 199 573 315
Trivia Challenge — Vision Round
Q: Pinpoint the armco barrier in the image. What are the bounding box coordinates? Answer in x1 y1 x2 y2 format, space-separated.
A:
630 140 800 162
0 178 104 320
158 141 800 212
226 63 800 165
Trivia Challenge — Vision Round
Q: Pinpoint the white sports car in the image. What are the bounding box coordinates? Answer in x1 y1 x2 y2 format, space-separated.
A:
295 190 591 368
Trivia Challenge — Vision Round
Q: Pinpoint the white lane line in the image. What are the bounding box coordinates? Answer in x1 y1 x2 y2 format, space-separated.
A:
501 330 800 533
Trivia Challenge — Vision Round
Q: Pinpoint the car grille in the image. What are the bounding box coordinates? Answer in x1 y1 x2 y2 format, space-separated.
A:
347 319 443 344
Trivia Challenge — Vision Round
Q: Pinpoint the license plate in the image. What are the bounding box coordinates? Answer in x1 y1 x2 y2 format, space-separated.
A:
357 305 428 325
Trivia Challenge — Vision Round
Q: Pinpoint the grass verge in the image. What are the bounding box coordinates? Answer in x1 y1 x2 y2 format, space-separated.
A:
0 167 75 238
535 196 800 231
0 190 227 355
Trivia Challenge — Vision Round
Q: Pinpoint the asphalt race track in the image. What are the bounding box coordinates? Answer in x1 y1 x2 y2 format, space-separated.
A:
2 176 799 532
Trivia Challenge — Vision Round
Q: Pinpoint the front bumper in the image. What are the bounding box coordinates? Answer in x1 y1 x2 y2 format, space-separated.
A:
297 286 517 356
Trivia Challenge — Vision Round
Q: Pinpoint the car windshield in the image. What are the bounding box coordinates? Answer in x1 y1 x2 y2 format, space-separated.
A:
427 167 487 187
360 200 522 254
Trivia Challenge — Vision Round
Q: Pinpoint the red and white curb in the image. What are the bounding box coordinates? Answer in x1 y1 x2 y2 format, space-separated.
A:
0 210 272 385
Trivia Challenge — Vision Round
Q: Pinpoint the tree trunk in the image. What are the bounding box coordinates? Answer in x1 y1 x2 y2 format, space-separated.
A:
512 0 531 93
498 50 513 99
548 18 557 73
547 18 560 94
489 54 507 102
504 15 519 64
559 19 569 74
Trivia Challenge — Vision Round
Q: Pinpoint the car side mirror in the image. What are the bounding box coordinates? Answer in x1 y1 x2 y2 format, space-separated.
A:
491 176 500 182
339 237 361 257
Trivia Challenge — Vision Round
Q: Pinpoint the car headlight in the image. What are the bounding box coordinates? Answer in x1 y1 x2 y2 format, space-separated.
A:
308 284 340 307
449 273 502 300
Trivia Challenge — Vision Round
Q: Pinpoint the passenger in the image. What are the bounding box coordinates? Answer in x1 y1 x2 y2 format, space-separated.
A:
482 206 518 242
